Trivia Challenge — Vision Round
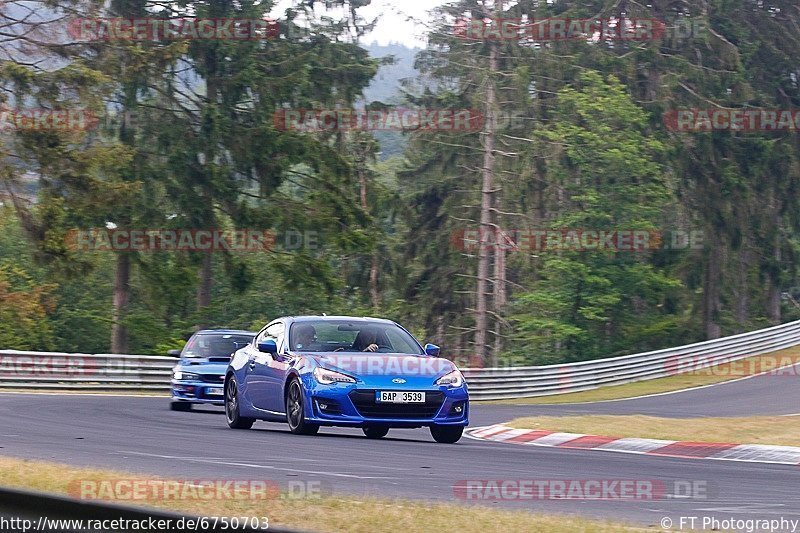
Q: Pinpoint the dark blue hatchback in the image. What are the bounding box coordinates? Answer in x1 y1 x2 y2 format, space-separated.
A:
170 330 255 411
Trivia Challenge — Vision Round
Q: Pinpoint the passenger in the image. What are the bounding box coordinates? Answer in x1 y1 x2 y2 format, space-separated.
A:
294 324 317 350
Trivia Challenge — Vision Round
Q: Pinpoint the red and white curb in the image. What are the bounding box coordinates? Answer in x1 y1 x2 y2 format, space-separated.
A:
465 424 800 466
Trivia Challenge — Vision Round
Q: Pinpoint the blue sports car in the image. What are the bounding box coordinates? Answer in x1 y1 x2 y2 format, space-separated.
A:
224 316 469 443
170 329 256 411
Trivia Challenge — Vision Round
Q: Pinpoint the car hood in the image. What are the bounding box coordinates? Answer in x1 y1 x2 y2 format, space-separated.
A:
307 353 456 379
176 360 229 376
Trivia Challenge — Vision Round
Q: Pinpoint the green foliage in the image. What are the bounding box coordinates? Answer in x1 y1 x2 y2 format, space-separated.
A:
0 264 55 350
1 0 799 365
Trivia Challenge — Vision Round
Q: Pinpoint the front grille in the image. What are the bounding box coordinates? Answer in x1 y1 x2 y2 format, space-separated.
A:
349 389 444 419
200 375 225 383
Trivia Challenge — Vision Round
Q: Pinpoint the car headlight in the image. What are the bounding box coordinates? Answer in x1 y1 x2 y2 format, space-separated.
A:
435 369 464 388
173 371 200 381
313 367 356 384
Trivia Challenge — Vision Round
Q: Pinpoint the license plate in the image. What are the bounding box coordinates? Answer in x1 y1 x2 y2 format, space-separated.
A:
206 387 223 396
376 391 425 404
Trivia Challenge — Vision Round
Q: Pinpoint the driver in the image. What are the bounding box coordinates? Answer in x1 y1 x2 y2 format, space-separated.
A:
356 327 380 352
294 324 316 351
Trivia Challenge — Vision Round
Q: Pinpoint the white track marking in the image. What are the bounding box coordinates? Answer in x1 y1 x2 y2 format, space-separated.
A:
521 432 586 446
596 437 676 453
466 425 800 466
709 445 800 464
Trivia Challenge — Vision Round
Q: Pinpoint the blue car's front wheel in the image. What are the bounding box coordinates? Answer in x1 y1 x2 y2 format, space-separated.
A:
363 426 389 439
225 376 255 430
430 424 464 444
286 378 319 436
170 401 191 412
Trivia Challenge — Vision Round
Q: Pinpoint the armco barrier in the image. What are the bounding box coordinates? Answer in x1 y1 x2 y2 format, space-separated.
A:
0 352 175 391
463 320 800 400
1 320 799 400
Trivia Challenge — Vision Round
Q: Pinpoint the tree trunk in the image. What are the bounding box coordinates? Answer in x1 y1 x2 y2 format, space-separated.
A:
734 246 751 325
197 253 212 315
474 31 499 362
703 240 722 339
196 44 219 316
766 210 782 325
369 254 379 310
357 160 380 310
110 253 131 354
767 275 781 325
492 233 506 364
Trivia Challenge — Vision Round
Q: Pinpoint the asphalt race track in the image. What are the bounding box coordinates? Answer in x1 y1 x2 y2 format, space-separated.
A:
1 378 799 529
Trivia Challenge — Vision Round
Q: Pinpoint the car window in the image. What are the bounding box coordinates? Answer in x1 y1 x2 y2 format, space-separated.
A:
289 320 423 354
384 328 424 355
181 333 253 358
268 323 286 352
257 322 285 351
254 326 269 345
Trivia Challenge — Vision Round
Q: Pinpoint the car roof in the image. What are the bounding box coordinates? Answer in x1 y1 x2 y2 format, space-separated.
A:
194 329 257 336
285 316 396 324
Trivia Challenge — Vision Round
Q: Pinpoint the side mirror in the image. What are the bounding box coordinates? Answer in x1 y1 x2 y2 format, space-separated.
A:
424 343 440 357
258 339 278 354
167 349 181 357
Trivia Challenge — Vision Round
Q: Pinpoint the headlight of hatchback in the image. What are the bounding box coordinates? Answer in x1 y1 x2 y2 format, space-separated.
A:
173 371 200 381
313 367 356 384
435 369 464 388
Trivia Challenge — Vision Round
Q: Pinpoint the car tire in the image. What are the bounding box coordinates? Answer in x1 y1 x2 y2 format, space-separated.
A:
286 378 319 436
362 426 389 439
170 401 192 412
430 424 463 444
225 376 255 430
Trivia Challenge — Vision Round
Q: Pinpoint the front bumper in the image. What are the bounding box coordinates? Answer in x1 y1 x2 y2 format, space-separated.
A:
171 379 225 405
304 378 469 428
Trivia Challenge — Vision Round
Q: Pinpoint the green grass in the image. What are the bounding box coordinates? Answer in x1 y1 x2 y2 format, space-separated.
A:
0 457 644 533
507 415 800 447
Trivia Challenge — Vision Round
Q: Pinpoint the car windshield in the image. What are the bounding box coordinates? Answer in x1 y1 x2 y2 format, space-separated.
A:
289 321 423 355
181 334 253 358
